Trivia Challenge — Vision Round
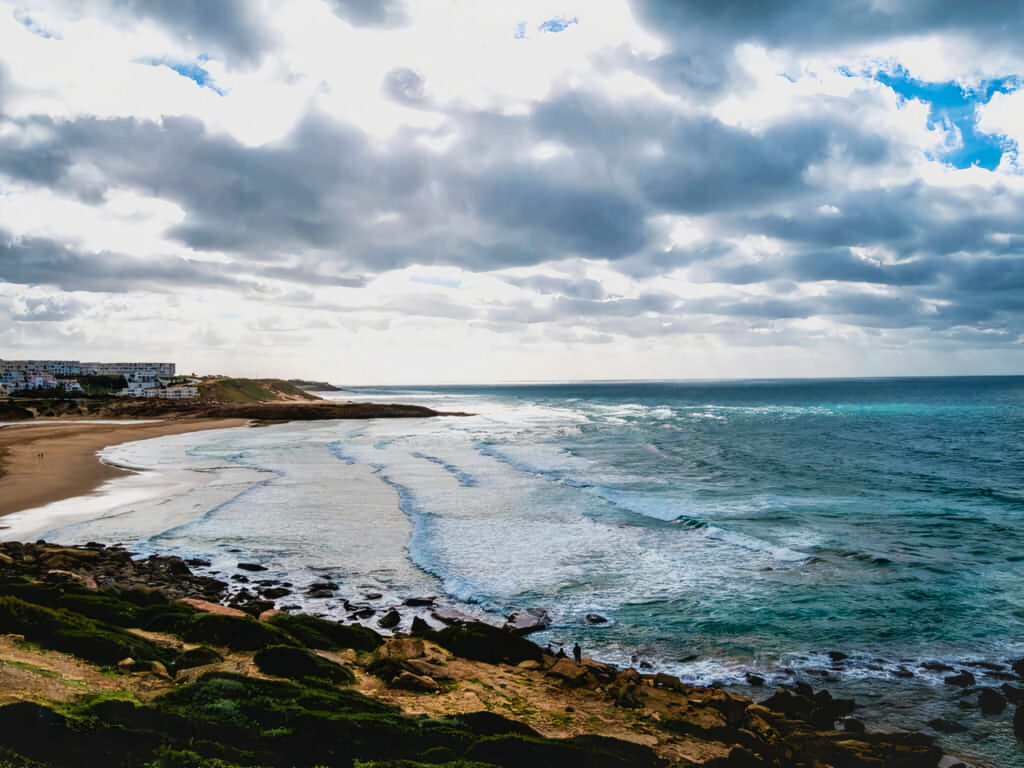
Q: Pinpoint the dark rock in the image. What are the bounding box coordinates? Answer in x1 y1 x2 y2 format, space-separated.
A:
827 651 849 662
585 613 609 625
1002 683 1024 704
181 613 297 651
404 596 436 607
977 687 1007 714
1013 657 1024 678
842 717 865 734
921 660 954 672
1015 706 1024 740
893 666 915 678
504 609 551 636
307 581 339 591
639 661 653 670
928 718 967 733
231 574 249 583
390 670 438 692
259 587 292 599
410 616 432 635
184 558 211 567
236 563 267 572
746 673 765 687
266 612 383 652
171 646 223 672
378 609 401 629
454 711 541 738
426 621 543 665
364 592 382 600
349 607 375 619
254 645 354 684
944 671 976 687
308 589 334 599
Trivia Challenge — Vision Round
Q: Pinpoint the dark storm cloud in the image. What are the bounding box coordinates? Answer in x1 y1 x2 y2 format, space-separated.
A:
0 229 236 293
326 0 409 28
23 0 272 63
631 0 1024 93
1 4 1023 349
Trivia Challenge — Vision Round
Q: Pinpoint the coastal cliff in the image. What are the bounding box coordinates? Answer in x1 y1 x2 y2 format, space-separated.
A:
0 542 994 768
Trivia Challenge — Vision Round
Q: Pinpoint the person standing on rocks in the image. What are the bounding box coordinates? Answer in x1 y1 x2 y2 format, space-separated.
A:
573 642 582 664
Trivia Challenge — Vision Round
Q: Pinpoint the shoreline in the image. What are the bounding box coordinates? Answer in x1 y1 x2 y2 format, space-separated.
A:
0 418 249 519
0 541 998 768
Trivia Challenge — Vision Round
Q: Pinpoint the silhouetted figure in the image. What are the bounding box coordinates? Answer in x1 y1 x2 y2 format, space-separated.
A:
573 642 582 664
555 647 567 659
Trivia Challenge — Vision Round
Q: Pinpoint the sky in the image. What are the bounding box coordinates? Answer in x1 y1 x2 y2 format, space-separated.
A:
1 1 1023 384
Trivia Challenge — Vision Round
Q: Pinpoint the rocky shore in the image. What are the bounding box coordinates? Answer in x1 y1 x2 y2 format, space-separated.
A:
0 541 1016 767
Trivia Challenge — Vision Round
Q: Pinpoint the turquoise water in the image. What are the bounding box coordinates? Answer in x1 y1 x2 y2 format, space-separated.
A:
349 376 1024 765
20 376 1024 764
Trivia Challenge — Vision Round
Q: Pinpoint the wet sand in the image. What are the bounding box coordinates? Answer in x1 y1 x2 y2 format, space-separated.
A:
0 419 247 519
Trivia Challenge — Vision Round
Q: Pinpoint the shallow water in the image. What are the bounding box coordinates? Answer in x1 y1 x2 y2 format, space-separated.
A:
9 376 1024 765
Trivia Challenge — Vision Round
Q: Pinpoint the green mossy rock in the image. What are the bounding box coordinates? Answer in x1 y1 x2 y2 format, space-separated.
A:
254 645 356 685
180 613 298 651
267 611 384 652
0 596 169 666
170 646 224 672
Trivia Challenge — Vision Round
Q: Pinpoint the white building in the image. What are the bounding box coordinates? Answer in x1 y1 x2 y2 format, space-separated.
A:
84 362 176 377
156 385 198 400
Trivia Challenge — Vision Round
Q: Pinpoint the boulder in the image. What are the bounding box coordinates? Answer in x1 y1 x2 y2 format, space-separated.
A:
944 671 976 687
654 672 684 691
1016 706 1024 740
922 660 955 672
504 608 550 636
375 637 425 662
746 673 766 686
977 687 1007 714
390 670 438 692
548 658 591 686
1012 657 1024 678
928 718 967 733
259 587 291 600
236 563 267 572
378 609 401 629
404 596 436 607
427 621 544 665
827 651 849 662
1002 683 1024 704
172 646 223 671
254 645 355 684
584 613 609 625
517 660 541 670
405 658 451 680
266 613 383 652
181 613 297 651
410 616 432 635
893 666 915 678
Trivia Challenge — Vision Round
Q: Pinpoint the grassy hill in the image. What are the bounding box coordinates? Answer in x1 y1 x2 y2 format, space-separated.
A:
198 378 321 404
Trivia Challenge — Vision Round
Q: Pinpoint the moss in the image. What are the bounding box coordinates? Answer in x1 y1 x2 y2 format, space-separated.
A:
266 612 383 652
180 613 298 651
170 646 223 673
0 596 171 666
254 645 356 685
0 659 90 689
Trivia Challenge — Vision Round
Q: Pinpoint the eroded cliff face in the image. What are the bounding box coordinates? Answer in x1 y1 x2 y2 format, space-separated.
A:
0 542 977 767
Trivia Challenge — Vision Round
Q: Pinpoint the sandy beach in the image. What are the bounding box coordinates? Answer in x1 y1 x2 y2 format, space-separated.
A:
0 418 248 519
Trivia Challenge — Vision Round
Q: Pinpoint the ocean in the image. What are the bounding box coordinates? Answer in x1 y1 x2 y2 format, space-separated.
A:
4 376 1023 765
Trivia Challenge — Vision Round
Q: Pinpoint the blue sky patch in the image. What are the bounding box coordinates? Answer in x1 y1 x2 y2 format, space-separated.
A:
140 56 226 96
865 65 1018 170
15 11 61 39
538 15 578 34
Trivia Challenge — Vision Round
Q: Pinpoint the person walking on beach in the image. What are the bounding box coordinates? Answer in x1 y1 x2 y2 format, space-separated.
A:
573 642 582 664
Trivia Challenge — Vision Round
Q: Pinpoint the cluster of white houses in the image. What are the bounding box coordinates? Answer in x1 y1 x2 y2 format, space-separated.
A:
0 360 199 400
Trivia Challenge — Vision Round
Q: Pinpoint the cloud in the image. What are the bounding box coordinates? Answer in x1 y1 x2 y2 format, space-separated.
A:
1 0 1023 378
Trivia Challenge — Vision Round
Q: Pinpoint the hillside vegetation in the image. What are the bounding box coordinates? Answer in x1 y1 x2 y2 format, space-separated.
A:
198 378 320 404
